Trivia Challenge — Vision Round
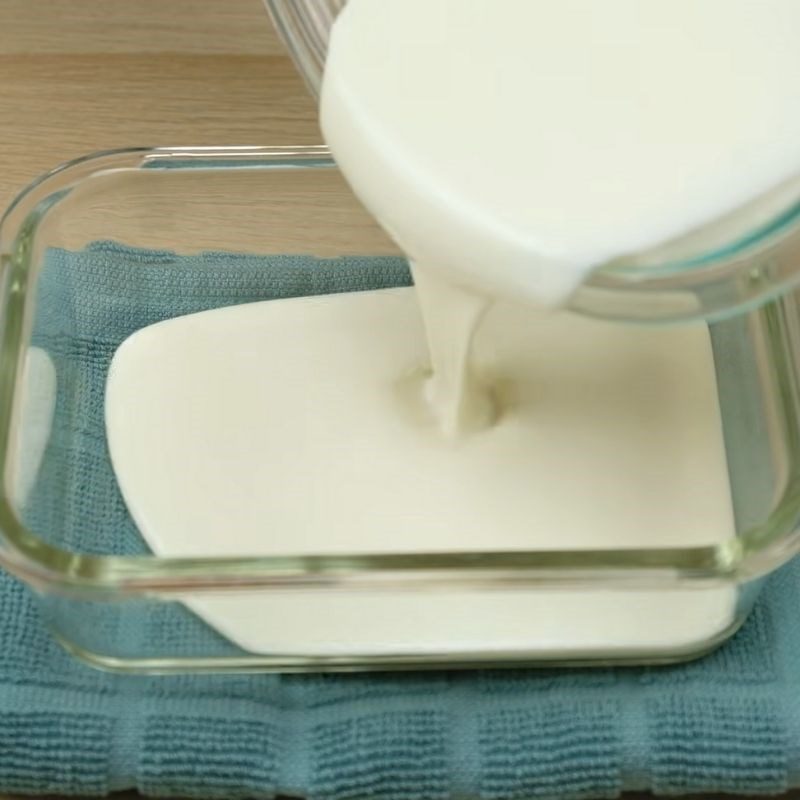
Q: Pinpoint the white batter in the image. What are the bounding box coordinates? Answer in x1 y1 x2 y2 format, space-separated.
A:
105 289 736 655
102 0 800 657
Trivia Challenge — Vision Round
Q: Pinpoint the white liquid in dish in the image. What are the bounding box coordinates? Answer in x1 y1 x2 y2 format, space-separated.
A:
105 289 737 656
100 0 800 657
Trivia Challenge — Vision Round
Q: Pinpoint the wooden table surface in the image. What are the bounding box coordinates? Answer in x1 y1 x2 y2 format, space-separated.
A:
0 2 795 799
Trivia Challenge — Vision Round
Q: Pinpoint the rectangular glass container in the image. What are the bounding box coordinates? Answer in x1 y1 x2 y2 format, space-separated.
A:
1 146 800 673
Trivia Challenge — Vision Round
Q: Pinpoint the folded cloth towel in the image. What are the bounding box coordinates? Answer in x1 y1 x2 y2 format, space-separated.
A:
1 240 798 798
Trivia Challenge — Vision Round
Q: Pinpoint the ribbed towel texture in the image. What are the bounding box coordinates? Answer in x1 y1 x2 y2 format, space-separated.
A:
1 240 798 798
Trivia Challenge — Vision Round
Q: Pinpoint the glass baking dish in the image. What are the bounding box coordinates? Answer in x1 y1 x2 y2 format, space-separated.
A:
1 146 800 673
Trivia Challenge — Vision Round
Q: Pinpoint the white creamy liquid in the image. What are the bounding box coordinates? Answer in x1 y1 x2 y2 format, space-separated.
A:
101 0 800 658
322 0 800 306
321 0 800 435
105 290 737 656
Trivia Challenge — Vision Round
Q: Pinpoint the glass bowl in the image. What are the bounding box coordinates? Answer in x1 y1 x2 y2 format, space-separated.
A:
1 146 800 673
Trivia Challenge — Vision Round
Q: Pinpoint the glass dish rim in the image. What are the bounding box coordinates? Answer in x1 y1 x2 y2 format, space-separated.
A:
0 144 799 600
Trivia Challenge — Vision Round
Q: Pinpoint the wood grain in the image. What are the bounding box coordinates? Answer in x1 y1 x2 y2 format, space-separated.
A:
0 0 319 218
0 0 284 54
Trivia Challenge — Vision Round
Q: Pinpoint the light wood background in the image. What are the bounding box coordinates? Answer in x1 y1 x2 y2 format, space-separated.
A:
0 1 795 799
0 0 319 219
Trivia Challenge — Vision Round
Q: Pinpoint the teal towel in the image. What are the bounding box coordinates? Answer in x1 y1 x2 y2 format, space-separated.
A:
2 240 798 798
